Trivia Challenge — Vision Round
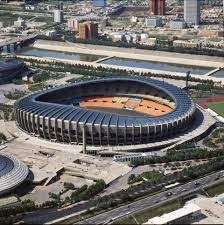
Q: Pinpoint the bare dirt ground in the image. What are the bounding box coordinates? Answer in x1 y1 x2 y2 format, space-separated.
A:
189 196 224 224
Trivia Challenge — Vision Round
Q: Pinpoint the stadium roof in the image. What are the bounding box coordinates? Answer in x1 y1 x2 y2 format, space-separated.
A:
0 58 24 73
15 76 195 127
0 153 28 195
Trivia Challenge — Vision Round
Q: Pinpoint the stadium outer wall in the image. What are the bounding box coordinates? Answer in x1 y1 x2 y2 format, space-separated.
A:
14 77 196 152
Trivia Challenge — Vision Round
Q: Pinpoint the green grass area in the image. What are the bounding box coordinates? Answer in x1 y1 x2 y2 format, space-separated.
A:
203 127 224 149
0 11 53 28
204 181 224 197
0 12 33 27
0 5 24 11
115 199 182 225
55 210 96 225
34 16 54 28
208 102 224 117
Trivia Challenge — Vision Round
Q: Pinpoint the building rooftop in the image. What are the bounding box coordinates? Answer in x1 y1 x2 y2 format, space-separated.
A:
144 203 201 224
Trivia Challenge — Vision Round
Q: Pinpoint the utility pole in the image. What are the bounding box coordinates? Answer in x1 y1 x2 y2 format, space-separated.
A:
82 125 86 154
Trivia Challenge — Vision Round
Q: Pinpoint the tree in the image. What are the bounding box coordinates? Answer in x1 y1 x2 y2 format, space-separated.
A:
0 132 7 141
64 182 75 190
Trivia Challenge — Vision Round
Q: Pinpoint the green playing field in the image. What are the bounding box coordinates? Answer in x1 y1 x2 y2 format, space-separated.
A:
208 102 224 117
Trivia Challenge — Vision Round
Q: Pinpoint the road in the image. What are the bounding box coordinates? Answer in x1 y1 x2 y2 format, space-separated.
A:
22 170 224 224
76 170 224 225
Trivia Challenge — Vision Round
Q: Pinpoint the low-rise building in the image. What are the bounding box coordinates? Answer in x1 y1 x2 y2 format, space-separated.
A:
3 27 18 33
130 33 140 43
124 34 132 43
101 18 109 27
170 20 186 29
145 16 162 28
144 203 201 225
14 17 26 28
173 40 198 48
140 33 149 40
199 29 223 38
67 17 80 31
46 30 57 38
111 32 125 42
25 5 36 10
130 16 138 23
141 37 157 46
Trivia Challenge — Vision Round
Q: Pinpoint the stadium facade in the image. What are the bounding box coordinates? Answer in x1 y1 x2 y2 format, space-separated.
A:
0 153 28 196
0 58 25 84
15 77 196 153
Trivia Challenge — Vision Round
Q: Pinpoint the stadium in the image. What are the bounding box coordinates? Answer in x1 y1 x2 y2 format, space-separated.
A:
15 77 198 154
0 58 25 84
0 153 29 196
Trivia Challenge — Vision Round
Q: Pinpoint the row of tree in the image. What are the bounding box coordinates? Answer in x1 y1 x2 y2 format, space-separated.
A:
0 103 15 121
128 170 162 184
93 157 224 210
47 179 106 207
0 132 7 142
0 200 38 219
22 57 215 84
4 90 27 100
130 148 224 166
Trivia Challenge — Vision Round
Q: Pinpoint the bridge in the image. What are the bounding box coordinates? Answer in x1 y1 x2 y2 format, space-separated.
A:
204 67 223 76
0 33 38 52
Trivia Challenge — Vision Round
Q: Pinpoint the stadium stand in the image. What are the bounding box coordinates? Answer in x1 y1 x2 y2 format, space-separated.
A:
15 77 196 148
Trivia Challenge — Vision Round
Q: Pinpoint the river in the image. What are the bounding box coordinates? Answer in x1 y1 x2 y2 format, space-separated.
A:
17 47 223 77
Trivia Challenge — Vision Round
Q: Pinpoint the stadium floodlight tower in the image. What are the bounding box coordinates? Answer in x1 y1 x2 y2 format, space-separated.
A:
186 71 191 93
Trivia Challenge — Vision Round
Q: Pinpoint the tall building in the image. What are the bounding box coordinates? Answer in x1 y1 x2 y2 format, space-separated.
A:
184 0 200 25
79 23 88 39
54 9 63 23
57 2 63 10
68 17 80 31
149 0 165 16
79 22 98 40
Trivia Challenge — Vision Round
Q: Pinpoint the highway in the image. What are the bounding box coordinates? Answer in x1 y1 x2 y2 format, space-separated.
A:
76 170 224 225
22 170 224 224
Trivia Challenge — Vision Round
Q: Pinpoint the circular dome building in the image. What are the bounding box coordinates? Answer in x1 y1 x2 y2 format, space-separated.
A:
0 153 28 195
15 77 196 154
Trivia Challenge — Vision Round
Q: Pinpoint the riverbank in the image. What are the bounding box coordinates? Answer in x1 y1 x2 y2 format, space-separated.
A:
18 55 224 85
33 40 224 68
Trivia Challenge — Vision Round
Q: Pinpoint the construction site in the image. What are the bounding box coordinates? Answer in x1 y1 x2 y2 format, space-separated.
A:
0 120 131 203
